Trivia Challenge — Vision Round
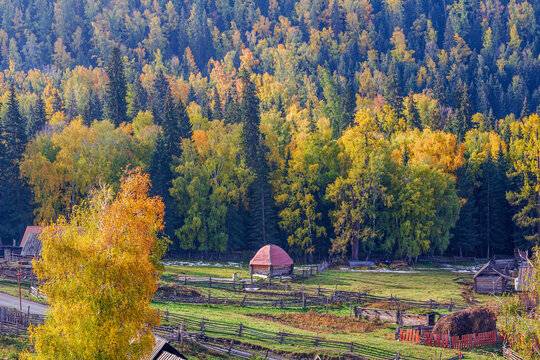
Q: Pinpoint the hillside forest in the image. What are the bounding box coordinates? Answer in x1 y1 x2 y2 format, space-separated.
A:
0 0 539 261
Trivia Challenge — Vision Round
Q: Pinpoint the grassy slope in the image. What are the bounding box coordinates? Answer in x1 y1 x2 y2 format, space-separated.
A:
154 262 503 360
0 263 503 359
154 302 502 360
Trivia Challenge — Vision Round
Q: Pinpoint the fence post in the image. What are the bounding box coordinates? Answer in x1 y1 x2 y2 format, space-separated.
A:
280 296 284 309
350 342 354 352
238 323 243 336
179 323 184 344
184 276 187 285
209 277 212 288
241 295 247 307
310 267 313 276
325 297 329 314
165 309 169 322
228 340 234 354
208 290 211 304
302 290 305 309
318 284 321 296
200 317 205 332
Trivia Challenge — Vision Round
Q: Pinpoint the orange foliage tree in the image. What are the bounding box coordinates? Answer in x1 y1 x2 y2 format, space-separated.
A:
24 168 167 360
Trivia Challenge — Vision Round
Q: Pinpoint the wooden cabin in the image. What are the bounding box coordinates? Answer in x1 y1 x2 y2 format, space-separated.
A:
20 226 45 258
473 260 512 295
143 337 186 360
249 244 293 277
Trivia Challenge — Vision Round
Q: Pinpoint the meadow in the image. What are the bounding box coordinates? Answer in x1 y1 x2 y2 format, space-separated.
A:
153 261 503 360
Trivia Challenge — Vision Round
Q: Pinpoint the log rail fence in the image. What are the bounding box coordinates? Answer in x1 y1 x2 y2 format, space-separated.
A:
160 312 462 360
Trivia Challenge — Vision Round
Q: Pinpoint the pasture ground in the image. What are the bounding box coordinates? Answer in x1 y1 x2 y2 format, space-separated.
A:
0 260 505 359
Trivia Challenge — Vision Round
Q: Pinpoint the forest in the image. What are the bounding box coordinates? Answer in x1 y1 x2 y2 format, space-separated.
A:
0 0 538 261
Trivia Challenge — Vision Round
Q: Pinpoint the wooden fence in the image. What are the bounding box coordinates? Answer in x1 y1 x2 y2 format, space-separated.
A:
29 286 47 300
162 313 425 360
399 328 501 349
158 284 467 312
502 344 525 360
0 306 45 337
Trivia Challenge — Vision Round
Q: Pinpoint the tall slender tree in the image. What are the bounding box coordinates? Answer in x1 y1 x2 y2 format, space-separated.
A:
27 95 47 138
104 47 128 127
0 84 31 243
240 70 280 248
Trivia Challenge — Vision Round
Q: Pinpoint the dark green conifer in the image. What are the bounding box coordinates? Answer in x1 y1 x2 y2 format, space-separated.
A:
27 95 46 138
405 91 422 130
0 84 31 244
239 70 281 248
104 47 128 126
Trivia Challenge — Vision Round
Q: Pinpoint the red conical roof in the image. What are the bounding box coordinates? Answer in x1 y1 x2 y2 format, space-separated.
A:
249 244 293 266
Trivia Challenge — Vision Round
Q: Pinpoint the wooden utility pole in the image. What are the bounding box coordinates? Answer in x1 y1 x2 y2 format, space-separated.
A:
16 267 22 312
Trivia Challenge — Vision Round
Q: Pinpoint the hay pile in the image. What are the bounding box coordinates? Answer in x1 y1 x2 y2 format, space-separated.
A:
432 307 496 336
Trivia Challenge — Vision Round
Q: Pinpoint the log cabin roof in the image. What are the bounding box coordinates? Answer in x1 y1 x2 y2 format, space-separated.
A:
143 338 186 360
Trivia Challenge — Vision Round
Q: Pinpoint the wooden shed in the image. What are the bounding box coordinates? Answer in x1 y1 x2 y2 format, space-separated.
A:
143 337 186 360
20 226 45 258
249 244 293 277
473 260 512 295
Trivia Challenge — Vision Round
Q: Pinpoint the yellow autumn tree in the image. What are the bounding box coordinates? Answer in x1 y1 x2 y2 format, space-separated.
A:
25 168 166 360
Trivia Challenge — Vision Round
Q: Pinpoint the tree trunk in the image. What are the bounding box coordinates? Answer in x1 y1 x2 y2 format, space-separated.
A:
351 236 359 261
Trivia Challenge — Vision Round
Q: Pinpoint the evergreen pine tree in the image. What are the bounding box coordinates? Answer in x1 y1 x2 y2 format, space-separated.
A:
27 95 46 138
104 47 128 127
476 151 513 256
450 168 480 256
151 71 169 126
82 90 102 125
520 98 529 119
186 85 196 105
0 84 31 244
239 70 281 248
384 66 403 114
330 0 344 35
405 91 422 130
150 85 192 249
342 85 356 130
448 82 471 140
224 89 240 124
148 134 179 245
128 76 147 118
213 88 223 119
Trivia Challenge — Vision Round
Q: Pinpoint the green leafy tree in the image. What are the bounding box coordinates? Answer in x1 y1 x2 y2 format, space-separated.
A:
276 133 340 262
507 114 540 244
171 121 253 252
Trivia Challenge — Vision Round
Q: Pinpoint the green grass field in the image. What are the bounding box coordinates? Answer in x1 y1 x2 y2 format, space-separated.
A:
0 261 504 359
153 261 503 360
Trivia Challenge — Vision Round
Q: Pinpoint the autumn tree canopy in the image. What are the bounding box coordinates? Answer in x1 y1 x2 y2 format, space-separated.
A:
25 169 166 360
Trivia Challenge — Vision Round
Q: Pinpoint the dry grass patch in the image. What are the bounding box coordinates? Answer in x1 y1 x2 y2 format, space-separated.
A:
249 310 385 334
366 301 414 311
156 283 201 297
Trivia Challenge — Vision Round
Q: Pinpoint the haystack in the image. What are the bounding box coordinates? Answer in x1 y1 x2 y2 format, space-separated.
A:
432 307 496 336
